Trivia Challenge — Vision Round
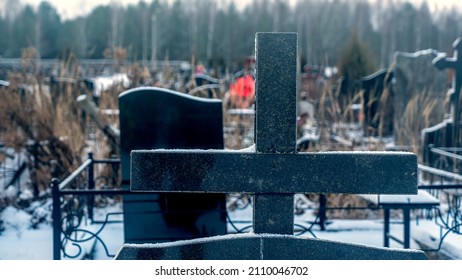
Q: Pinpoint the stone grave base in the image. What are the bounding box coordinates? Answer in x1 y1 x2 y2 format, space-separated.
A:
115 233 427 260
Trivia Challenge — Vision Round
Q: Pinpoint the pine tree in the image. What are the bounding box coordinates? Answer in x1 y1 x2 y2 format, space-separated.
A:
338 31 377 81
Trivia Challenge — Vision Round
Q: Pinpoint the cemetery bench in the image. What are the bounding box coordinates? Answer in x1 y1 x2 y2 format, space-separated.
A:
361 190 440 249
115 32 427 260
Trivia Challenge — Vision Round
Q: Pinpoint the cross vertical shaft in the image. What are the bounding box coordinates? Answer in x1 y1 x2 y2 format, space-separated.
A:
253 32 298 234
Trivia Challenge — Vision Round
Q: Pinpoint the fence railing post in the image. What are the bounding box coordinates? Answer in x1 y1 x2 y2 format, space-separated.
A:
318 194 327 231
87 152 95 222
51 178 61 260
428 144 434 184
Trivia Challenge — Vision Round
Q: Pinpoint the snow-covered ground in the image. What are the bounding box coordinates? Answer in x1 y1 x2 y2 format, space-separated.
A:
1 198 462 260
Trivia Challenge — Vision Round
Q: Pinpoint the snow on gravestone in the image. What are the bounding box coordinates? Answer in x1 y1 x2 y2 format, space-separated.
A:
116 32 427 260
118 87 227 244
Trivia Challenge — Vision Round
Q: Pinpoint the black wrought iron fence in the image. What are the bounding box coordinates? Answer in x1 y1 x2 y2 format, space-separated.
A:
51 152 259 260
417 145 462 251
51 148 462 259
51 152 129 260
51 152 327 260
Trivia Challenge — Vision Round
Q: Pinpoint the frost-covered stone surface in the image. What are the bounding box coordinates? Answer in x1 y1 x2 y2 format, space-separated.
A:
114 233 427 260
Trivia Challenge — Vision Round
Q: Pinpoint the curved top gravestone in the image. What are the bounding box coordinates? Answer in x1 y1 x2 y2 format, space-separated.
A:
119 87 226 244
119 87 224 159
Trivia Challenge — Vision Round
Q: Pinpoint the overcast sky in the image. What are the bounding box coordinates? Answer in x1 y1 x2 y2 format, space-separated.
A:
18 0 462 20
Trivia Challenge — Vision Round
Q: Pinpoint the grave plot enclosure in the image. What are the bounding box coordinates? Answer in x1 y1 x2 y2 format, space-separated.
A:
116 33 426 260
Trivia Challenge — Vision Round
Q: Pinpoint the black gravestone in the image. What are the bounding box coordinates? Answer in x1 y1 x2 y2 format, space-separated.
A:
359 69 394 136
78 78 97 104
119 87 226 243
433 38 462 147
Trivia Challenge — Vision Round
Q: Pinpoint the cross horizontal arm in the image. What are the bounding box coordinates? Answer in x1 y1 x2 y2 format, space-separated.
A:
131 150 417 195
433 56 457 70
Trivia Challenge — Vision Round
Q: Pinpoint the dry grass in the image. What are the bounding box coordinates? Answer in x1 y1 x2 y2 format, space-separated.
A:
396 88 445 156
0 56 90 198
312 72 443 218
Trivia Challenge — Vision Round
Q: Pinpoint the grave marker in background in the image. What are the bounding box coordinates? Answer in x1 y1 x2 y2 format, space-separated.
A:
421 38 462 165
119 87 227 244
433 38 462 147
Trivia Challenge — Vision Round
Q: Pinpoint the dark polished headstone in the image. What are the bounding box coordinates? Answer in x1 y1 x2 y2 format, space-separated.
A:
119 87 226 244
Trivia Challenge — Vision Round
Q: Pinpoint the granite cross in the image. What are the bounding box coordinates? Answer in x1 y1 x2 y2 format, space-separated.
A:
433 38 462 146
129 32 417 234
116 33 424 259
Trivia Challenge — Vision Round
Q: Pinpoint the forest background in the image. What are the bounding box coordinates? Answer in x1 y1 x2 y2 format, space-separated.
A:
1 0 462 73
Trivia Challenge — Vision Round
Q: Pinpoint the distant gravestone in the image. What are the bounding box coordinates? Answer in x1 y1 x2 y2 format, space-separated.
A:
421 38 462 165
432 38 462 147
392 49 448 146
194 74 220 87
78 78 97 104
116 33 426 260
335 69 395 137
49 76 78 103
359 69 394 136
187 74 222 99
119 87 227 244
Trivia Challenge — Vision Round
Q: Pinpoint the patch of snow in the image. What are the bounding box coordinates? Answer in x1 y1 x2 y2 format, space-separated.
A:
3 185 18 198
413 220 462 260
1 206 32 231
0 226 52 260
239 144 256 153
93 74 130 97
19 189 33 201
1 199 462 260
27 199 53 226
